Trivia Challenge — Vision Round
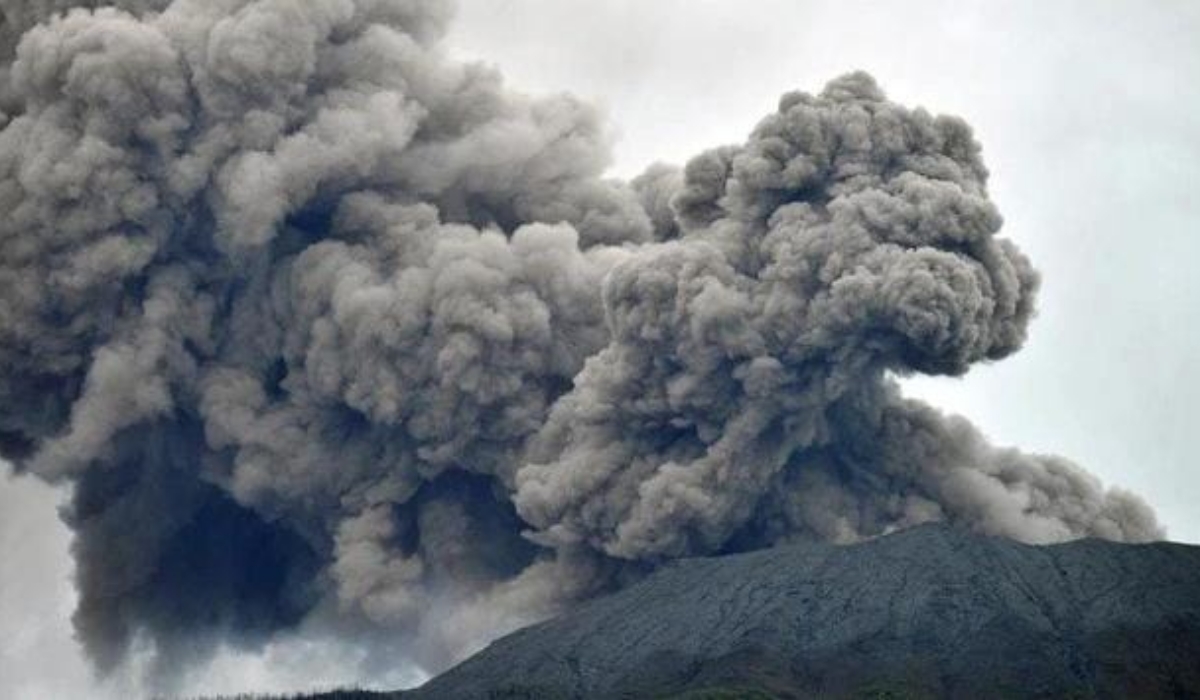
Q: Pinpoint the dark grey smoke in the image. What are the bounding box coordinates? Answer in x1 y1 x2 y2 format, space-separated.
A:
0 0 1160 686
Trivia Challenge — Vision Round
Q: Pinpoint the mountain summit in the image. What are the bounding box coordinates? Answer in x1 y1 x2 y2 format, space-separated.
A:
394 524 1200 699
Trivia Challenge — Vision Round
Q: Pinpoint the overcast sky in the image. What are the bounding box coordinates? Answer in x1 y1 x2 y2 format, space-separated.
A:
2 1 1198 698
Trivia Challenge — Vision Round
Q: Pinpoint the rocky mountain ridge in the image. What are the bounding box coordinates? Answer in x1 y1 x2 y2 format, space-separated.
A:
387 523 1200 699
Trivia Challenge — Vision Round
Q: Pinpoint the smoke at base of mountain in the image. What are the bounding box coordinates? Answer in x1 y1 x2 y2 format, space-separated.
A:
0 0 1160 686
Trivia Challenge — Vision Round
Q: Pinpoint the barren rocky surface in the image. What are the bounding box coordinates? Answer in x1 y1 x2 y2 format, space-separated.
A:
388 523 1200 699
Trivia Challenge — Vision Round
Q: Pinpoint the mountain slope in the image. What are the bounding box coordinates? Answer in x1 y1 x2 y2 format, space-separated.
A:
396 524 1200 699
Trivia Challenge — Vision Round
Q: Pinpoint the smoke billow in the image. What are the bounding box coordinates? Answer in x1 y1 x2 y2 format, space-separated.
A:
0 0 1160 686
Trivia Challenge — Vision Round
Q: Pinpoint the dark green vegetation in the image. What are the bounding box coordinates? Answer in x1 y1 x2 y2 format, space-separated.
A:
229 524 1200 699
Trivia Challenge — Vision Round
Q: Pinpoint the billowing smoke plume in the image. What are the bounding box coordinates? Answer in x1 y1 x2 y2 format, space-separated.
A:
0 0 1160 685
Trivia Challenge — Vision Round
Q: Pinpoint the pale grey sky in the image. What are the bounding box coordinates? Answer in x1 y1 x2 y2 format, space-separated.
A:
2 2 1198 698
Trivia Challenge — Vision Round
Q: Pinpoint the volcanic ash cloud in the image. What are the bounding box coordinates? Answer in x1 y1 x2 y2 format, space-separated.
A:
0 0 1160 683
